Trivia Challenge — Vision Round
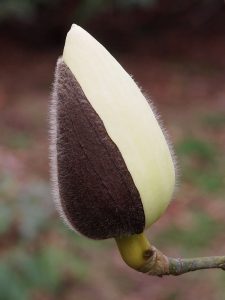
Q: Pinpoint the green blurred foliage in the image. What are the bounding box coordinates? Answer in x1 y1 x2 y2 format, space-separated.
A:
176 138 216 161
176 136 225 194
0 245 89 300
202 112 225 129
3 132 32 150
0 0 57 20
0 174 53 238
0 0 156 22
155 212 223 255
0 172 89 300
76 0 156 22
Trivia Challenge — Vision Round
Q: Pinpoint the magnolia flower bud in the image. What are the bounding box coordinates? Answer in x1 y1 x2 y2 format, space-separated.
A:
50 25 175 241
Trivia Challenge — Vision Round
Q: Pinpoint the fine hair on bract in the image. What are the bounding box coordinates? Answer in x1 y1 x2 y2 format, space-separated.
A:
49 57 76 232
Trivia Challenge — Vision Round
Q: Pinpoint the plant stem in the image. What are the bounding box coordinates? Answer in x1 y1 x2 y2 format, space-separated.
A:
139 245 225 276
116 233 225 276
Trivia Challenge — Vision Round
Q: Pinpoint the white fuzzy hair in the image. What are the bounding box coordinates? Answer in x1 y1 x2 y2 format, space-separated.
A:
48 57 75 231
141 87 179 198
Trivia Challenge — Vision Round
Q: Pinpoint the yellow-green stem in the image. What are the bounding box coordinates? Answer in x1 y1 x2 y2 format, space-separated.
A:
115 233 225 276
115 233 152 270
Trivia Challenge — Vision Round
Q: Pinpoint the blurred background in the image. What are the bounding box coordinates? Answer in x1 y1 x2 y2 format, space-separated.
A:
0 0 225 299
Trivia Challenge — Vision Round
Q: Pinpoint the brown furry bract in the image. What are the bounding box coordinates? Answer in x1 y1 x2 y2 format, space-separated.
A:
50 59 145 239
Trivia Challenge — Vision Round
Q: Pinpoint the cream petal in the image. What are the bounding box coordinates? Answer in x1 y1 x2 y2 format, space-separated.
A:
63 24 176 228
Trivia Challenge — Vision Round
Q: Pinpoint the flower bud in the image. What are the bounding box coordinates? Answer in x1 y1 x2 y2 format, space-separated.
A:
50 25 175 240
